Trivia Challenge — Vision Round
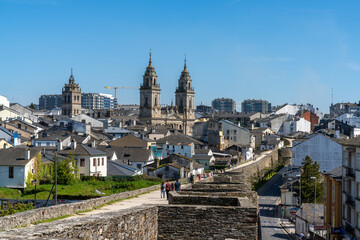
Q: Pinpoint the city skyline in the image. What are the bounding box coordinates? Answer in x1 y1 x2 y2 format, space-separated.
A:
2 0 360 112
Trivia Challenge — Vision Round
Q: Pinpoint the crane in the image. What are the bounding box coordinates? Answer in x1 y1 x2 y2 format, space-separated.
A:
104 86 137 99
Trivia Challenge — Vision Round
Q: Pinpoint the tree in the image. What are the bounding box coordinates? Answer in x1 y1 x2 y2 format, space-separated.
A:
57 153 79 185
300 155 324 204
29 103 36 110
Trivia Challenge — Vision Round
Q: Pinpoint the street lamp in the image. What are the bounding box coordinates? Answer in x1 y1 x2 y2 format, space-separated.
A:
310 176 317 239
288 178 293 209
296 174 301 207
33 179 38 208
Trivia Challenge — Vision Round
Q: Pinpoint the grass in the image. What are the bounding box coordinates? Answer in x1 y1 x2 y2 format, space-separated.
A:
0 176 162 200
33 215 72 224
251 162 285 191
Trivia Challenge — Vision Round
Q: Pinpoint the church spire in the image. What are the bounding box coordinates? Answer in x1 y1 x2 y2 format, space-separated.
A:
69 68 75 84
184 54 187 70
148 49 153 68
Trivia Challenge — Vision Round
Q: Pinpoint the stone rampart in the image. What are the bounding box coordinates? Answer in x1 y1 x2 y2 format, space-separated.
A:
235 149 279 178
0 205 158 240
0 184 160 231
158 204 258 240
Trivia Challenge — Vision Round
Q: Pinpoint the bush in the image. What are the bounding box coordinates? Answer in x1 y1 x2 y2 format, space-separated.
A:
57 153 79 185
0 202 34 216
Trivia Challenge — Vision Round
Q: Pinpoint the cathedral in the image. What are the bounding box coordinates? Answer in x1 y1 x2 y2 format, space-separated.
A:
139 53 196 136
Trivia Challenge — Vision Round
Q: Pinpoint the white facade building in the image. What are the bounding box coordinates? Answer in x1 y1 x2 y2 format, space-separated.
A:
279 118 311 136
291 134 342 172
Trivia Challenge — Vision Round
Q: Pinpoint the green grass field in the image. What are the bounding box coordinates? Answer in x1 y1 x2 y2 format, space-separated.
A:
0 177 161 200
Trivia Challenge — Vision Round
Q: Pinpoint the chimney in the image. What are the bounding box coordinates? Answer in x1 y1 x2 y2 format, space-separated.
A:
25 149 30 160
71 139 77 150
57 139 63 151
92 140 96 148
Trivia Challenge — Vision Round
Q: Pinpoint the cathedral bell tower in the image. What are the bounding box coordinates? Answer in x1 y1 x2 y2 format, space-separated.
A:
62 69 81 116
175 57 195 135
175 57 195 115
139 52 161 120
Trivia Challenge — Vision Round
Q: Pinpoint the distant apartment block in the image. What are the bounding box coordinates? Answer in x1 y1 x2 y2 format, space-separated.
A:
196 104 214 115
330 102 360 117
81 93 116 110
212 98 236 113
39 94 62 110
40 93 116 110
241 99 271 113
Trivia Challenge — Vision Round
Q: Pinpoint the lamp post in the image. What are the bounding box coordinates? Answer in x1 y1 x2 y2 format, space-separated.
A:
310 176 317 239
33 179 37 208
296 174 301 207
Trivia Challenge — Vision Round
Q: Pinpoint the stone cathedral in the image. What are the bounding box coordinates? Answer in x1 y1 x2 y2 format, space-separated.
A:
139 53 196 136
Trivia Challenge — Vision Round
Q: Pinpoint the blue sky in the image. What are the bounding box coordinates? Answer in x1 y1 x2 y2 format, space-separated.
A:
1 0 360 113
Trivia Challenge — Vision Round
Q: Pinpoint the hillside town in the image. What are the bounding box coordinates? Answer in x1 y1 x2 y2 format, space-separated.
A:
0 54 358 239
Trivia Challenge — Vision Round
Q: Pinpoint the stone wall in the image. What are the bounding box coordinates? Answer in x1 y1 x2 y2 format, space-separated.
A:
0 205 158 240
235 149 279 178
158 205 258 240
0 184 160 231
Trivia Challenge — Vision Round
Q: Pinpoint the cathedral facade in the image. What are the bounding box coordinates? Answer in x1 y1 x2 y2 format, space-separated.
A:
139 54 196 136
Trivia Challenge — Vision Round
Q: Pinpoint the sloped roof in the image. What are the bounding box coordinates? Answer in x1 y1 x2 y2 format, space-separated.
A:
57 144 106 156
324 166 342 178
296 203 324 225
195 149 211 155
98 146 153 163
109 134 152 148
156 132 204 146
107 161 140 176
0 147 41 166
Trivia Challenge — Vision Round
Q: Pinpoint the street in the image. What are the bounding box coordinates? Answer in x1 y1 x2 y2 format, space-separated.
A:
257 167 292 240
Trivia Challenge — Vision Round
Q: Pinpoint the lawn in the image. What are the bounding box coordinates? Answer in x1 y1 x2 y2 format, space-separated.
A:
0 176 162 200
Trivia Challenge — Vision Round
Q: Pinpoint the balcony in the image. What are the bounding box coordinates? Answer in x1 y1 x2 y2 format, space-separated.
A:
346 168 356 178
346 196 355 207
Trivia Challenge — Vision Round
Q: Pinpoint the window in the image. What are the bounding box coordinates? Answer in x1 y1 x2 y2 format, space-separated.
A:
98 158 100 166
9 167 14 178
46 142 50 147
93 158 96 166
181 146 184 149
233 130 237 134
80 158 85 167
102 158 104 166
18 124 21 129
137 164 142 169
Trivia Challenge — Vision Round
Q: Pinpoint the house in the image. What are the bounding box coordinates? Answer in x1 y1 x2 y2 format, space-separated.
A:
336 113 360 128
156 132 205 158
0 139 13 149
109 134 155 149
0 105 21 121
250 127 273 148
220 120 255 149
192 149 215 170
32 133 72 148
295 203 324 239
107 161 142 176
314 118 357 138
291 134 342 172
260 134 284 151
253 114 289 133
274 104 300 115
0 148 41 188
104 127 133 139
0 126 14 143
147 125 171 141
300 110 319 132
323 166 342 240
99 146 155 173
71 114 104 128
9 103 38 123
278 117 311 136
148 154 204 180
56 140 108 176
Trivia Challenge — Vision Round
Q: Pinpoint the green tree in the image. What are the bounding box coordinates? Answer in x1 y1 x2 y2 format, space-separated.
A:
300 155 324 204
29 103 36 110
57 153 79 185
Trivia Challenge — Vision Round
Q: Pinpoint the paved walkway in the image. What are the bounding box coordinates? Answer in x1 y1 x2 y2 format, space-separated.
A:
66 188 168 220
279 218 296 240
226 149 274 172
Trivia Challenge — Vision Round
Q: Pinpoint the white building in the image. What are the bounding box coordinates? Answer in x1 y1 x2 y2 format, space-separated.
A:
275 104 300 115
0 148 40 188
336 113 360 128
220 120 255 148
71 114 104 128
291 134 342 172
0 95 10 108
278 118 311 136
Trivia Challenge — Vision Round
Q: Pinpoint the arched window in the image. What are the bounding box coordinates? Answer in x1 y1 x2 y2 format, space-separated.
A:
145 97 148 106
68 96 71 103
153 79 156 85
189 99 192 108
155 97 157 106
180 100 183 107
77 96 79 101
181 82 184 89
188 82 191 88
74 96 76 101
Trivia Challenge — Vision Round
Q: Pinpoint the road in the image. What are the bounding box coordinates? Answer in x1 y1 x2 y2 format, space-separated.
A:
257 167 292 240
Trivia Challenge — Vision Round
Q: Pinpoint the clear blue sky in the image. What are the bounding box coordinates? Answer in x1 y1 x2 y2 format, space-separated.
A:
1 0 360 113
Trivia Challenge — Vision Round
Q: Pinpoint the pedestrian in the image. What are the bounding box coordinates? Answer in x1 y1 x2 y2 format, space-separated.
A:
198 174 201 181
190 174 194 184
174 179 181 192
171 183 175 191
165 180 171 199
160 182 165 198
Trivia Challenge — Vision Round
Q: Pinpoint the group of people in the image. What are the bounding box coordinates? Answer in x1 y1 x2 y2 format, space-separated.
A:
160 180 181 199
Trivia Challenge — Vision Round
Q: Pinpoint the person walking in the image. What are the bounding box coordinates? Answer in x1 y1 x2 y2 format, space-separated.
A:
160 182 165 198
171 183 175 191
190 174 194 184
174 179 181 192
165 180 171 199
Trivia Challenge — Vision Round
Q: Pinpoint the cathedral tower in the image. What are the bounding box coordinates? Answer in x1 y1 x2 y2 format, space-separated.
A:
62 69 81 116
175 57 195 114
139 52 162 121
175 57 195 135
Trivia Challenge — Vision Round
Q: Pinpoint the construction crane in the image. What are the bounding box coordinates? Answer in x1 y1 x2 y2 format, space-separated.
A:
104 86 137 99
